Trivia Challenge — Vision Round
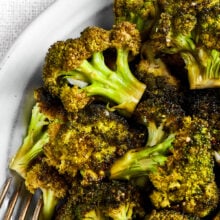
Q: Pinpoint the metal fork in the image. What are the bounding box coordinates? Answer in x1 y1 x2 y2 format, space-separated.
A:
0 177 43 220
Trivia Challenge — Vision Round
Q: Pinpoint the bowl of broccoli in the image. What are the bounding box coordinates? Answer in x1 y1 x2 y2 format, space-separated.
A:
1 0 220 219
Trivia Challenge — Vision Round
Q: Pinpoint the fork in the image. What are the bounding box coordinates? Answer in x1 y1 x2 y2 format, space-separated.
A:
0 177 43 220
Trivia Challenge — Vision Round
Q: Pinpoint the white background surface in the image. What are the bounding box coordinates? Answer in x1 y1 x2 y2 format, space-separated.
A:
0 0 55 61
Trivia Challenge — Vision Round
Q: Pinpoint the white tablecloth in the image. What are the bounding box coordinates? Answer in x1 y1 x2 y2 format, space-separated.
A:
0 0 55 61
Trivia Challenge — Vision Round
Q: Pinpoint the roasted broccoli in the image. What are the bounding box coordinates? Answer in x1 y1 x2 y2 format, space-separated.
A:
149 116 219 218
134 42 185 146
110 134 174 181
113 0 160 40
8 1 220 220
196 5 220 50
43 103 145 183
55 179 146 220
184 88 220 148
9 88 66 178
147 0 220 89
109 41 186 180
146 209 200 220
43 21 146 116
25 157 68 220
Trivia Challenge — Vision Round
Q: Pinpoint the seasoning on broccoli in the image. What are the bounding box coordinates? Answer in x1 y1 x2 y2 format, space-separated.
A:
134 42 185 146
149 116 219 218
146 209 200 220
113 0 160 40
9 88 66 178
148 0 220 89
55 180 146 220
43 104 145 183
42 21 146 116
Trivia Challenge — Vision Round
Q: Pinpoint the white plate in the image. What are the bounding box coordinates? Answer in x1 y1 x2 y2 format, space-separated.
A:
0 0 113 216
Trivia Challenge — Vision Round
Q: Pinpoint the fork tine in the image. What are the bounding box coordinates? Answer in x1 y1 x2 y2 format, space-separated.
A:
32 195 43 220
4 181 22 220
18 193 33 220
1 178 44 220
0 177 12 207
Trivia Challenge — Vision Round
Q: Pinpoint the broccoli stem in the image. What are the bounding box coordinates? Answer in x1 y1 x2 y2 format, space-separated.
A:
10 132 49 178
110 134 175 180
73 51 146 115
40 189 59 220
9 104 49 178
146 122 165 147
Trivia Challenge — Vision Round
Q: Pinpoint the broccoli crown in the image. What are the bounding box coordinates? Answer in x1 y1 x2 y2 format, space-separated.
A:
196 4 220 50
145 0 220 89
55 180 146 220
133 53 185 146
184 88 220 153
110 134 175 181
146 209 200 220
25 158 67 197
9 88 66 178
114 0 159 38
149 116 219 218
43 104 145 182
43 21 146 116
149 1 197 54
25 158 68 220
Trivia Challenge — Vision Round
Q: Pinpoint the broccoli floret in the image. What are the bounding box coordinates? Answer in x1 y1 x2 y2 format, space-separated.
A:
9 88 66 178
196 4 220 50
149 116 219 218
113 0 160 40
109 41 185 181
43 104 145 183
184 88 220 164
43 21 146 116
146 209 200 220
110 134 175 181
55 180 145 220
134 42 185 146
149 4 197 54
25 158 68 220
148 1 220 89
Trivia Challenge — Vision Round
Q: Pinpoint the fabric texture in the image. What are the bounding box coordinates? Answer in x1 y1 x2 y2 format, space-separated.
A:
0 0 55 61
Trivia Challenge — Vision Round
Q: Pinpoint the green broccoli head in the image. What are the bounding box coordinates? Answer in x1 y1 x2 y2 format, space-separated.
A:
43 21 146 116
9 88 66 178
150 10 196 54
196 5 220 50
184 88 220 158
43 104 145 182
176 4 220 89
148 1 220 89
133 51 185 146
25 158 68 220
149 116 219 218
113 0 160 39
147 209 200 220
55 180 146 220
